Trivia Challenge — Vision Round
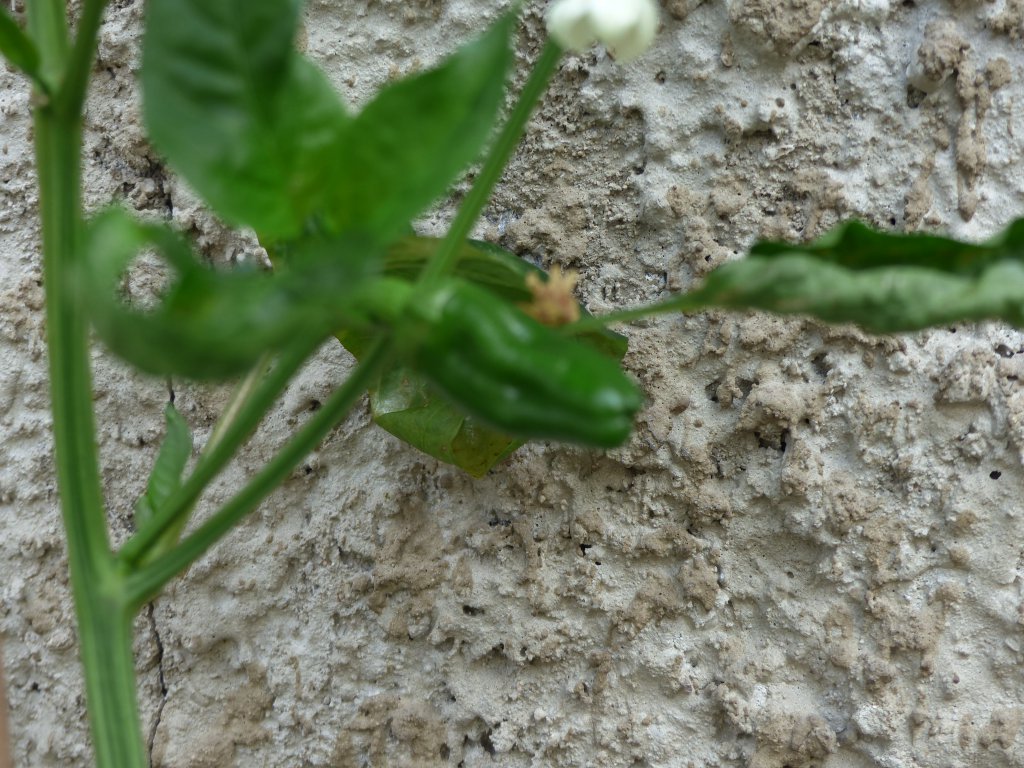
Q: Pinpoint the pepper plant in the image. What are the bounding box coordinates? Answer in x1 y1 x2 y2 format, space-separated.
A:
4 0 1024 765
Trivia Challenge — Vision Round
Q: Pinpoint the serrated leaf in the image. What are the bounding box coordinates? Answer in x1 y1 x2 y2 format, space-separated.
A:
0 8 41 81
337 237 628 476
81 209 377 380
134 403 193 528
685 219 1024 332
142 0 348 239
323 14 515 241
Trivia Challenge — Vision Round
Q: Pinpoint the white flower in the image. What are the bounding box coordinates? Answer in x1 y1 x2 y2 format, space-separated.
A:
546 0 659 62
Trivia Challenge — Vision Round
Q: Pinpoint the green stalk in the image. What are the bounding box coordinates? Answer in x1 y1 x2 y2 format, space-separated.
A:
566 293 710 333
26 0 68 88
124 341 393 608
31 0 147 764
119 339 318 567
56 0 110 117
417 40 562 288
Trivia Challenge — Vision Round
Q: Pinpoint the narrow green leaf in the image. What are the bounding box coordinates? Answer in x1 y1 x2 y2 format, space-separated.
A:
751 219 1024 275
687 219 1024 332
134 403 193 528
0 8 41 81
142 0 348 239
81 209 377 380
324 14 515 241
337 237 628 476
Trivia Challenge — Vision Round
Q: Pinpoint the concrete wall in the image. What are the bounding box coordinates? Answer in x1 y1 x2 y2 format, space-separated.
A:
3 1 1024 765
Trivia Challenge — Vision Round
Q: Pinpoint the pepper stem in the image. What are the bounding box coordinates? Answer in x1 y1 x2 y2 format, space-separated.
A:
418 39 563 289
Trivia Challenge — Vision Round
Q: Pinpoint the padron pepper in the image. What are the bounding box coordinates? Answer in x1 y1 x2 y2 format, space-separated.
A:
399 278 644 448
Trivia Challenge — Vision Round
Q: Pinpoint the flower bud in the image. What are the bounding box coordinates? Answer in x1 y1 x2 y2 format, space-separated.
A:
546 0 658 62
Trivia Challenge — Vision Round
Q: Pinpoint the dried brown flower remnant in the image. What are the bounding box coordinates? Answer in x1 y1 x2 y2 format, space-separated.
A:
520 265 581 326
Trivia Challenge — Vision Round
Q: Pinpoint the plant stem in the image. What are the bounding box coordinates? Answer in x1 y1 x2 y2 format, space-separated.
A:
26 0 68 88
34 70 147 768
31 0 147 763
119 339 319 567
56 0 110 117
124 340 393 608
567 293 710 333
418 40 562 288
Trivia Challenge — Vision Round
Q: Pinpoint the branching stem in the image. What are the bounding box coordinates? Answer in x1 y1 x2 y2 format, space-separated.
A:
119 339 319 567
30 0 147 763
124 340 393 608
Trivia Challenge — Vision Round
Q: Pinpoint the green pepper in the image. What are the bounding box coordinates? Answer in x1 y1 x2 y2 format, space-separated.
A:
401 279 644 448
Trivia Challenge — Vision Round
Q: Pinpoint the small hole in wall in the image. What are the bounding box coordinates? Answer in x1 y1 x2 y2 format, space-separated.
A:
705 378 722 403
480 729 496 755
995 344 1015 358
990 470 1002 480
440 745 451 759
462 605 484 616
580 543 593 556
655 70 666 84
308 399 322 412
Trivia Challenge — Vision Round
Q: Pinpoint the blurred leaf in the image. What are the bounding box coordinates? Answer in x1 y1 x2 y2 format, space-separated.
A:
143 4 514 245
81 209 377 380
323 15 515 241
372 366 520 477
686 219 1024 332
142 0 348 239
374 237 628 356
338 237 629 476
134 403 192 528
0 8 41 82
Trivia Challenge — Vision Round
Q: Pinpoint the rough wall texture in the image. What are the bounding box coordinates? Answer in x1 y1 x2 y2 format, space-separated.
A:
3 0 1024 766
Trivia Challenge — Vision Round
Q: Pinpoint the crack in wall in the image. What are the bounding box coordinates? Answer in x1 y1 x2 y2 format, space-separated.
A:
146 603 168 766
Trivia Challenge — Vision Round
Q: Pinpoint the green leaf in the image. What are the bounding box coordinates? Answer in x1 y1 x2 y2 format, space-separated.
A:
134 403 193 528
142 0 348 239
81 209 377 380
687 219 1024 332
337 237 628 476
372 366 521 477
0 8 41 81
323 14 515 241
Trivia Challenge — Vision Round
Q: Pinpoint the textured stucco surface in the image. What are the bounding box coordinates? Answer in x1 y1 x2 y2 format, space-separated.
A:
4 0 1024 766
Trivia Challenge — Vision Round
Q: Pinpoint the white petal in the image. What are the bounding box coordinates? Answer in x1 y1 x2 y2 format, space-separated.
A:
546 0 598 52
591 0 659 62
